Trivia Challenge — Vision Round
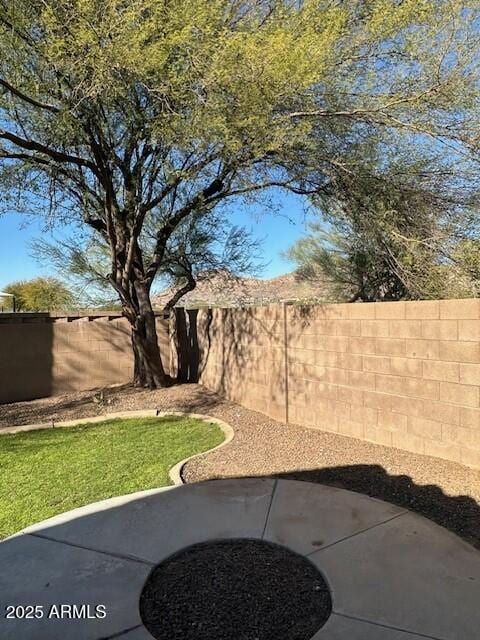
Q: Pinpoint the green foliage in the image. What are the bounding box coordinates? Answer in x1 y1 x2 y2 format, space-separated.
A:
33 209 263 310
0 1 480 380
1 282 24 311
448 239 480 297
3 277 74 311
288 158 480 301
288 219 438 302
1 0 478 222
33 0 347 153
32 236 121 308
0 415 224 538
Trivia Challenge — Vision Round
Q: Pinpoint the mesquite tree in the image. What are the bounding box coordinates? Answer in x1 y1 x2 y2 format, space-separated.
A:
0 1 478 387
32 211 262 310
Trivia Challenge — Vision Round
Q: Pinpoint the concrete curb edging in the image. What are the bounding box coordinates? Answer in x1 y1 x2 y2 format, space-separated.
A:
0 409 161 434
0 408 234 487
163 412 234 485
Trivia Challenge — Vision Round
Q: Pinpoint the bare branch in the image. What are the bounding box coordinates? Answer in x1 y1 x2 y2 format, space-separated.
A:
163 272 196 312
0 77 59 113
145 177 225 284
0 129 97 173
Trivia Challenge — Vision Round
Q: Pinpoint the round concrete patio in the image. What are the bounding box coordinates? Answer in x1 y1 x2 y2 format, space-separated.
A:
1 478 480 639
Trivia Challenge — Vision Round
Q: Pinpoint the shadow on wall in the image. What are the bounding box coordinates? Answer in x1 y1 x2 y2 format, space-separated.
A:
174 304 327 384
0 314 54 404
174 306 288 420
175 309 201 383
173 303 357 422
0 313 171 406
0 314 131 405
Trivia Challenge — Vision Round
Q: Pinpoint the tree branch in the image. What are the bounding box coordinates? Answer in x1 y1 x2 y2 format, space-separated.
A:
0 129 97 173
163 271 196 312
145 177 225 284
0 77 59 113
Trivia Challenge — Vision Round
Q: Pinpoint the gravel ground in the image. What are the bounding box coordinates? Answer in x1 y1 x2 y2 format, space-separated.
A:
139 539 331 640
1 383 480 549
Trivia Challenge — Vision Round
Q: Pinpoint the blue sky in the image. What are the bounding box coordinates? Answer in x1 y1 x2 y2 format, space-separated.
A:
0 191 313 291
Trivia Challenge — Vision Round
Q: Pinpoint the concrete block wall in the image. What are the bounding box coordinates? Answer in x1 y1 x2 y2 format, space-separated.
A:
2 301 479 469
193 299 480 469
0 313 170 403
286 299 480 468
196 306 287 422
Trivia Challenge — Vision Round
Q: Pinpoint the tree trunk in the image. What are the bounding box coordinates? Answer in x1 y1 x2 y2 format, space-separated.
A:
129 282 169 389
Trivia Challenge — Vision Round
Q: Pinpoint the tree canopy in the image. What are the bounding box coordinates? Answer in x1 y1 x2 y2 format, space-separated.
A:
1 0 479 386
287 149 480 302
33 210 262 310
3 277 74 312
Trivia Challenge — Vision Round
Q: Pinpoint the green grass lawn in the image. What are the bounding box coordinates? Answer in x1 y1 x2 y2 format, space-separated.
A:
0 415 224 539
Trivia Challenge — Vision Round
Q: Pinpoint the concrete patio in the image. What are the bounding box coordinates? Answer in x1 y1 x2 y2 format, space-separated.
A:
1 478 480 639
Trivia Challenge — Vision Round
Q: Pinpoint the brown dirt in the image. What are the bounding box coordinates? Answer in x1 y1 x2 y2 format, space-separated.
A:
1 383 480 549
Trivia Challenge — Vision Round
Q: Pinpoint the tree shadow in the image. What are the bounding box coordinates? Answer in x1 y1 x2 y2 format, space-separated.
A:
173 305 287 420
204 465 480 551
0 384 131 427
174 309 201 383
2 474 479 640
274 466 480 551
172 303 480 549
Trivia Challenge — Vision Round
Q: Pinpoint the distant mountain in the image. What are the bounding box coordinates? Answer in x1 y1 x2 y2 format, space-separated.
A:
153 269 330 309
